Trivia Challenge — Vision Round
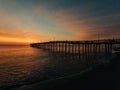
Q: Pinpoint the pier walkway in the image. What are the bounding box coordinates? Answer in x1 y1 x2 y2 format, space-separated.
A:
30 39 120 54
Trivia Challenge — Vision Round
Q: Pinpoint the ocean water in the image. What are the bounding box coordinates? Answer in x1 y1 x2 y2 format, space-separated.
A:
0 46 113 89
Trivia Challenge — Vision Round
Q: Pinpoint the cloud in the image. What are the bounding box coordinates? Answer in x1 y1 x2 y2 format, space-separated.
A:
0 6 48 44
50 11 120 39
0 0 120 44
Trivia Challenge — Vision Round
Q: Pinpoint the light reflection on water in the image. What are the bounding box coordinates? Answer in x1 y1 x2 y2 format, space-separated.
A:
0 46 113 89
0 46 50 89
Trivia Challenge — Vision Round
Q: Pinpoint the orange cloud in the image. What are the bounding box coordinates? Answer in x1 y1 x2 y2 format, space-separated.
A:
0 7 48 45
0 2 119 45
48 9 120 40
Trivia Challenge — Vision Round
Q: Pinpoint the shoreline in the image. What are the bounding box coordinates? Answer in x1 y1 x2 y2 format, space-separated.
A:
8 60 107 90
13 53 120 90
15 67 102 90
10 68 97 90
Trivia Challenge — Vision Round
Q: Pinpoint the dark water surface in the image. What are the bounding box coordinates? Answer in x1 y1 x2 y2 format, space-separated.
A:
0 46 113 89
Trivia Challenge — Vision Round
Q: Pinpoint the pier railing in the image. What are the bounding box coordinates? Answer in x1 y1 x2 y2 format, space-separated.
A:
30 39 120 54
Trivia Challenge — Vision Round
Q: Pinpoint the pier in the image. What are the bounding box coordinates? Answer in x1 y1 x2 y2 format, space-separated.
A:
30 39 120 54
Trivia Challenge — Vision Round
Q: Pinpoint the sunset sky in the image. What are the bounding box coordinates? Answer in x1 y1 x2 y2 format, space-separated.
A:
0 0 120 45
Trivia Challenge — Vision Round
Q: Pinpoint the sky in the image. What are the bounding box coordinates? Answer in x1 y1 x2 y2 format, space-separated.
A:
0 0 120 45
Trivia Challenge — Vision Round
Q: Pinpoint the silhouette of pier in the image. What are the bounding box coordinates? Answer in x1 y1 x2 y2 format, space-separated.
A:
30 39 120 54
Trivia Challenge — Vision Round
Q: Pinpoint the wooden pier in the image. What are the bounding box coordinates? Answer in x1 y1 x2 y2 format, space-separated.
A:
30 39 120 54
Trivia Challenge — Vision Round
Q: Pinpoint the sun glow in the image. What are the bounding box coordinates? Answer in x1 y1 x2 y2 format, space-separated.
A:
0 37 34 45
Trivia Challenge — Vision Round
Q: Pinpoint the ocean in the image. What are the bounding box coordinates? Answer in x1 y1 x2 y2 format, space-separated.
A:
0 46 113 89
